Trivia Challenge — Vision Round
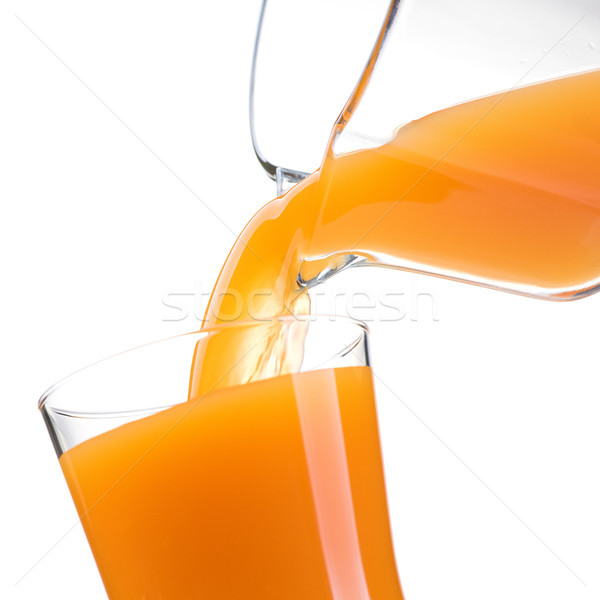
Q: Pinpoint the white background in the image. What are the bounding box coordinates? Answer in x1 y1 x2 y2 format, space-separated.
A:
1 1 600 599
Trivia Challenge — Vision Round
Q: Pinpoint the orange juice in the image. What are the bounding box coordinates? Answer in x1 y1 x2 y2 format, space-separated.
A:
191 69 600 395
59 69 600 599
60 366 403 600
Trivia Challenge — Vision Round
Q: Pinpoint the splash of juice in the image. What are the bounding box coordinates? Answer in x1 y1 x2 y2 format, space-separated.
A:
60 367 403 600
191 69 600 395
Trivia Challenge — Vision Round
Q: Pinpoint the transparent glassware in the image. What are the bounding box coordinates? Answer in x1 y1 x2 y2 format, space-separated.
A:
39 316 409 600
250 0 391 191
251 0 600 299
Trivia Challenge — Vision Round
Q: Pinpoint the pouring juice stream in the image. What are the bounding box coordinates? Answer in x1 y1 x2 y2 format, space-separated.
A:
191 68 600 394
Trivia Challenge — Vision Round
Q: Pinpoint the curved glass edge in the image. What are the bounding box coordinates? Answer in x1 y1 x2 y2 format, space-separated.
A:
299 251 600 302
38 315 370 410
39 315 370 457
249 0 393 186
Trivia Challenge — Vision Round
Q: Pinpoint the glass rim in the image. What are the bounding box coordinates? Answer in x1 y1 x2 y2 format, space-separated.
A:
38 314 369 411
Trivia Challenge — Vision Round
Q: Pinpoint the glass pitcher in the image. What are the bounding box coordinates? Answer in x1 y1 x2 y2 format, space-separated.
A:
251 0 600 299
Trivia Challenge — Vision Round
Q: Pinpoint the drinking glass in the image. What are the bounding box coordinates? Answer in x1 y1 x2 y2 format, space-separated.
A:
39 316 407 599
